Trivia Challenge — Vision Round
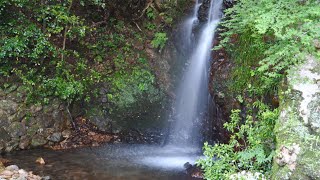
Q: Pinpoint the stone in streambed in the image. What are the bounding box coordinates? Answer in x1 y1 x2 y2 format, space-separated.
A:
47 132 62 142
36 157 45 165
42 176 51 180
5 165 19 171
0 170 14 176
17 169 28 180
0 175 11 179
8 109 26 123
18 169 27 175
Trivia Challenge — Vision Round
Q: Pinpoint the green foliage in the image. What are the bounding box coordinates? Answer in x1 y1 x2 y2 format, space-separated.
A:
200 0 319 178
107 67 161 109
161 0 191 21
219 0 320 93
0 0 160 108
146 8 156 20
101 34 161 110
0 0 189 122
199 142 237 179
151 32 168 49
146 22 157 31
80 0 106 8
0 13 56 76
198 103 279 179
227 30 274 95
0 0 100 104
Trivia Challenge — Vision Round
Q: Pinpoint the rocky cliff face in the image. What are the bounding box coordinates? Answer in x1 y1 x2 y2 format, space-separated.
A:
0 84 69 153
272 54 320 179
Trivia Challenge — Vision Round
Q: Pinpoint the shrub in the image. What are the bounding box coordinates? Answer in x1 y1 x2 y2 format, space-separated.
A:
151 32 168 49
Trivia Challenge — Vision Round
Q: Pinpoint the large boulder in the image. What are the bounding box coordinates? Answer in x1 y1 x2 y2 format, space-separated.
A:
272 55 320 179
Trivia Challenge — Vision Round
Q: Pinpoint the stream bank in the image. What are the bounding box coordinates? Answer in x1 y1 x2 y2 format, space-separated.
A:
0 163 43 180
0 0 194 154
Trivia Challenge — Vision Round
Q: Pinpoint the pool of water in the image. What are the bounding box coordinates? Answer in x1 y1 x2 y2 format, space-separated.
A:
3 144 202 180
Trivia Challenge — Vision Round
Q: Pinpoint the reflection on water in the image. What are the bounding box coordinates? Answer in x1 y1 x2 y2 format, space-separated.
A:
3 144 201 180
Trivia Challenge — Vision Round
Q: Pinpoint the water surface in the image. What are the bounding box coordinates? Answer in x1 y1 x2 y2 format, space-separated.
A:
4 144 201 180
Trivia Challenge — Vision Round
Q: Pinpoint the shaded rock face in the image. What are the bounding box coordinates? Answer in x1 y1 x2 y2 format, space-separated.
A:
208 35 236 143
184 162 204 179
198 0 236 22
272 55 320 179
84 35 177 138
0 85 69 153
198 0 211 22
223 0 236 9
81 0 147 20
111 0 147 19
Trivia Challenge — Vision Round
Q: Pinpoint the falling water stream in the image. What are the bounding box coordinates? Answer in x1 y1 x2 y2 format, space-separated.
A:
3 1 222 179
169 0 222 148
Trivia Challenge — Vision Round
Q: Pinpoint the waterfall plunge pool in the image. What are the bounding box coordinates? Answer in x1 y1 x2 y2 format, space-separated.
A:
3 144 203 180
2 1 224 179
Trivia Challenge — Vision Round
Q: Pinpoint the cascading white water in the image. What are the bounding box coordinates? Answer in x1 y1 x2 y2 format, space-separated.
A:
180 0 200 48
137 0 223 170
169 0 223 147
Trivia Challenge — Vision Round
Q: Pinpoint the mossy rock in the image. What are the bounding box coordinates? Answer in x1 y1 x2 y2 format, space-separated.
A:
272 56 320 180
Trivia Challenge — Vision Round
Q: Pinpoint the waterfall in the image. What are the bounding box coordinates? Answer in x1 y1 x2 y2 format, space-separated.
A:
179 0 200 52
168 0 223 148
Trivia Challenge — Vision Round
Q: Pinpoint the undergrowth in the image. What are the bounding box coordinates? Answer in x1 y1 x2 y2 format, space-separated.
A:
0 0 189 112
197 0 320 179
